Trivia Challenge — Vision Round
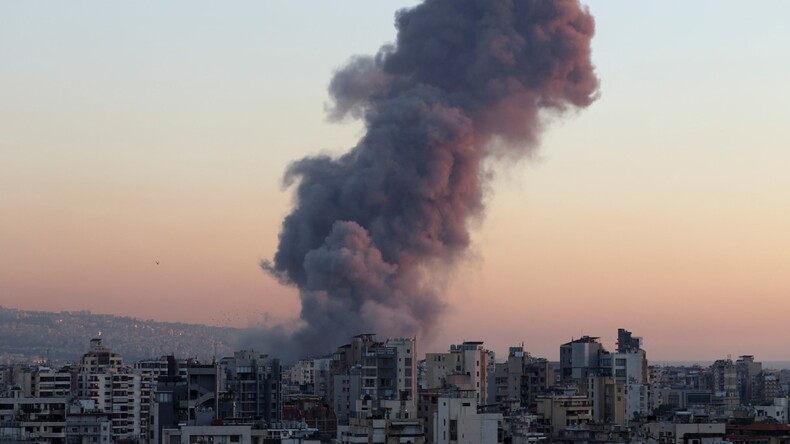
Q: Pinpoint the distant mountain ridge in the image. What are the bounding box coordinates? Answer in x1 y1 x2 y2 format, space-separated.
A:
0 306 242 365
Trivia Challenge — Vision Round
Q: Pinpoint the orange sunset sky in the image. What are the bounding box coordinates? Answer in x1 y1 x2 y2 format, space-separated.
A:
2 1 789 361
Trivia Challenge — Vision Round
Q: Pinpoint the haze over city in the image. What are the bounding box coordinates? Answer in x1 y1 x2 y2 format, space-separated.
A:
2 0 789 363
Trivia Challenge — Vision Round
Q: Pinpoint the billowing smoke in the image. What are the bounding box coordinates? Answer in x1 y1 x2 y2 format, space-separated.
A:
259 0 599 358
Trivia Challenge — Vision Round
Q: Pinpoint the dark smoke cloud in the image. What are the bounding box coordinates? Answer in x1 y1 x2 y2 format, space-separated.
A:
257 0 599 359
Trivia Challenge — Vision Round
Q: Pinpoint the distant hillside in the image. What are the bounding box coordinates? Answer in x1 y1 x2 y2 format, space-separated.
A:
0 306 242 365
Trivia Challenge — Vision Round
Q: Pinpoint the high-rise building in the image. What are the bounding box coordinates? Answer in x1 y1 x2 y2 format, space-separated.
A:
74 339 151 443
149 358 236 444
79 372 152 440
707 359 739 408
735 355 762 403
425 341 492 404
386 337 417 403
587 375 627 425
559 336 604 383
312 358 332 402
489 346 553 409
330 334 417 423
559 330 650 421
79 338 123 375
220 350 282 424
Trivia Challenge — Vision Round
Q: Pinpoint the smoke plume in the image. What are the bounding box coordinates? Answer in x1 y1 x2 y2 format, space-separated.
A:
260 0 599 358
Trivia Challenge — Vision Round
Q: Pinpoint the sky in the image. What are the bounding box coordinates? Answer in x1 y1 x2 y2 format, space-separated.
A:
1 1 789 362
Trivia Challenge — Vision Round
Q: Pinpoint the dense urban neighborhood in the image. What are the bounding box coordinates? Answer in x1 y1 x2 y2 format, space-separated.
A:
3 317 790 443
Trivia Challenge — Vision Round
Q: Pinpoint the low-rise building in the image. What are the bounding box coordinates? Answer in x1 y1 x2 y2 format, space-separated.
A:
337 417 425 444
642 417 725 444
434 395 502 444
534 394 592 438
65 412 112 444
162 423 320 444
0 388 68 443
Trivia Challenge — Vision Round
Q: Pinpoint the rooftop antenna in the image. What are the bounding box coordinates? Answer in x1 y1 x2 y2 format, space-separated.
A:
214 359 220 421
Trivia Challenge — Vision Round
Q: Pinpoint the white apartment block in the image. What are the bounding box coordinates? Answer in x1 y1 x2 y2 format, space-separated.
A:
386 337 417 404
80 372 151 440
434 396 502 444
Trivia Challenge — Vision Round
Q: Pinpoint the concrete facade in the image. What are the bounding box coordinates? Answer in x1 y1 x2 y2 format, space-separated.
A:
425 342 491 405
433 396 502 444
535 394 593 438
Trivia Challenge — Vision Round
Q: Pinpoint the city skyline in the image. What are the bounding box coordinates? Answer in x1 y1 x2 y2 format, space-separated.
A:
2 1 790 362
5 304 790 369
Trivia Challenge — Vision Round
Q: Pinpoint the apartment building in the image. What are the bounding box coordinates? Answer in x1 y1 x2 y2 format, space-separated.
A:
330 335 417 423
220 350 282 424
0 388 68 443
425 341 492 405
434 394 502 444
489 346 553 408
535 394 593 437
